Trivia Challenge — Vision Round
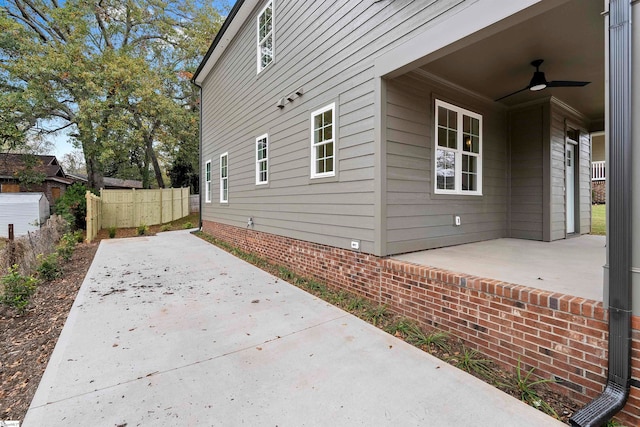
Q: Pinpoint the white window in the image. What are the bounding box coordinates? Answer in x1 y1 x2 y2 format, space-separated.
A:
256 134 268 185
434 100 482 195
205 160 211 203
257 1 274 73
310 103 335 178
220 153 228 203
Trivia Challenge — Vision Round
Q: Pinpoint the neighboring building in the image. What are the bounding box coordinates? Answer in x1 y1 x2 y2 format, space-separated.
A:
194 0 638 424
67 174 143 189
0 153 73 206
0 192 50 237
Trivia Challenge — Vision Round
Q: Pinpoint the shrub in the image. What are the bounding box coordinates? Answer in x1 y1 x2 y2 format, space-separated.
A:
108 226 117 238
137 224 148 236
1 265 39 313
183 222 193 229
36 253 62 281
56 232 77 261
53 183 90 230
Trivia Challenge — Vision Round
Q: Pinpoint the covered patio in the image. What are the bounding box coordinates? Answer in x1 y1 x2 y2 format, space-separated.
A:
392 234 606 302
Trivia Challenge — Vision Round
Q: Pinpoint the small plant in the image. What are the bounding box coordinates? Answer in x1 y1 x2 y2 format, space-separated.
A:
183 221 193 229
346 296 367 311
1 265 39 313
160 224 171 232
365 304 389 326
509 358 558 418
73 230 84 243
277 266 294 281
407 326 450 354
36 253 62 281
108 226 117 238
137 224 148 236
384 317 414 337
448 346 495 379
56 232 77 261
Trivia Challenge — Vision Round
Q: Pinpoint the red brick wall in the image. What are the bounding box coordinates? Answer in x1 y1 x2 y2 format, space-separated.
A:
202 219 639 425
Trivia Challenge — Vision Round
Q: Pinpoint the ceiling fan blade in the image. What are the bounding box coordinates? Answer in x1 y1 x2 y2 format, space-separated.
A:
495 86 530 102
546 80 590 88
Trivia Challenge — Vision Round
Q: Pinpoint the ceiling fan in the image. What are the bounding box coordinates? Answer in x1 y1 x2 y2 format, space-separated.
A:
495 59 590 102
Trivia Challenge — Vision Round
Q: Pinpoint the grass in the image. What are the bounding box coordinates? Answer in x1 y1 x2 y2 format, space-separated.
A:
591 204 606 235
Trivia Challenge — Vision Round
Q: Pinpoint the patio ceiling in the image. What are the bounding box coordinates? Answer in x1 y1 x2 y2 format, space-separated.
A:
421 0 605 131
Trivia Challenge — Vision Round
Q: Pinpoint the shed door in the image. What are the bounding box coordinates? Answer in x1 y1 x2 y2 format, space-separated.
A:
566 144 575 234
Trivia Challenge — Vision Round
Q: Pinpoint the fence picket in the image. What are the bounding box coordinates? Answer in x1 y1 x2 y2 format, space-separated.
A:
85 188 190 242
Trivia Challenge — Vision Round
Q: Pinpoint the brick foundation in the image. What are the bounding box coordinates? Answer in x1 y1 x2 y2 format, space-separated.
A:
592 180 606 204
202 219 640 425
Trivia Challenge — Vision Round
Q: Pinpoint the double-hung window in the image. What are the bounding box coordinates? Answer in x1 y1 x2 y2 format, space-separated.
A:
310 103 335 178
256 134 268 185
220 153 228 203
257 1 274 73
434 100 482 195
205 160 211 203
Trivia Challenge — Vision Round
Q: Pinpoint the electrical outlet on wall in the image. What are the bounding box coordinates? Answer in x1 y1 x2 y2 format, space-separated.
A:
454 215 461 226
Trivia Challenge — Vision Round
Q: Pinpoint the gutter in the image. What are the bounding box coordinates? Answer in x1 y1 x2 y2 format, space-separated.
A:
195 81 203 231
570 0 633 425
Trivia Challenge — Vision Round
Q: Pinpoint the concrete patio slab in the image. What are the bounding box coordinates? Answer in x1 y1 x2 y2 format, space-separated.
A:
393 236 606 301
24 230 565 426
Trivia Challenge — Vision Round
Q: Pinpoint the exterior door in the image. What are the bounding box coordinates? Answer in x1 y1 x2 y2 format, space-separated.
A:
566 144 575 234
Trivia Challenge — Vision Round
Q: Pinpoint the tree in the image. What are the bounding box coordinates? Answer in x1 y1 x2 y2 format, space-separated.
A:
0 1 223 190
60 149 86 175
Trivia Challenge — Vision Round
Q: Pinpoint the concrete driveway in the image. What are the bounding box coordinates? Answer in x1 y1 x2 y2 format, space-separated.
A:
24 230 564 426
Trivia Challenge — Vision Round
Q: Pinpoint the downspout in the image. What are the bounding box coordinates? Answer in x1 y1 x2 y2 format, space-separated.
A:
569 0 633 425
192 80 203 231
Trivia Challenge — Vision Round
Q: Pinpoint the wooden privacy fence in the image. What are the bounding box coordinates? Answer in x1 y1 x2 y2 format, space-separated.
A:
85 188 190 242
86 191 102 243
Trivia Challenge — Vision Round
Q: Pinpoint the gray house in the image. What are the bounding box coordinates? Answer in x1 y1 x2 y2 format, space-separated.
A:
194 0 638 424
195 0 599 257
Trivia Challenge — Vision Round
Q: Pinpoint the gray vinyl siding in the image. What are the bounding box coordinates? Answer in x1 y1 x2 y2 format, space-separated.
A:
200 0 469 255
508 104 545 240
384 73 508 254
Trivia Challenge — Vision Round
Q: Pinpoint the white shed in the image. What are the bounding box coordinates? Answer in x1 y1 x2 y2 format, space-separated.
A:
0 193 50 238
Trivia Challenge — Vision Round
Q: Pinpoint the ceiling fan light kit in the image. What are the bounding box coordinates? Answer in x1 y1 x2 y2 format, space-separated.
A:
495 58 590 101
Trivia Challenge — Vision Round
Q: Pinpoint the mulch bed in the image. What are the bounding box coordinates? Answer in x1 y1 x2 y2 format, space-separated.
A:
0 242 98 421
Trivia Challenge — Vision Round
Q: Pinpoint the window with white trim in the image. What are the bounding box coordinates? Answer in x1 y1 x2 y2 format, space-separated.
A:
434 99 482 195
257 1 273 73
220 153 228 203
205 160 211 203
256 134 268 185
310 103 335 178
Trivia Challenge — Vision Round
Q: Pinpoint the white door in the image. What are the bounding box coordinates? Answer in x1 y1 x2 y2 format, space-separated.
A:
566 144 575 234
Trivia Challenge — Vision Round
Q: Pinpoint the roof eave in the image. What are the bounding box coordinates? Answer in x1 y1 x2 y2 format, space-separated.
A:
192 0 261 86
